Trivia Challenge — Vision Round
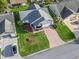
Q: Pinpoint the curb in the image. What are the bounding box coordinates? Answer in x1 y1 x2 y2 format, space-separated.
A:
23 48 50 59
22 39 75 59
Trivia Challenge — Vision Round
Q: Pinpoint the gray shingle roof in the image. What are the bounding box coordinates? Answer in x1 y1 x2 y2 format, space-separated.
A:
0 13 14 23
22 10 41 24
20 10 45 26
29 4 37 10
33 17 44 26
0 13 15 34
77 8 79 12
20 9 53 26
64 0 79 12
20 4 53 27
59 0 79 13
50 0 79 19
60 6 73 19
0 20 5 34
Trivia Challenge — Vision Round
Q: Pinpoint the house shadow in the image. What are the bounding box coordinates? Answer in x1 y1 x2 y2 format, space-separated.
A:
2 45 14 57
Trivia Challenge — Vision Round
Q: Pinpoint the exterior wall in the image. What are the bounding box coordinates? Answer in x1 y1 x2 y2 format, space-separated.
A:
49 4 64 21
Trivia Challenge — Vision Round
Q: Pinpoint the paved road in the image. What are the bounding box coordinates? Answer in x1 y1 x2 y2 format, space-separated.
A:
43 27 65 48
24 40 79 59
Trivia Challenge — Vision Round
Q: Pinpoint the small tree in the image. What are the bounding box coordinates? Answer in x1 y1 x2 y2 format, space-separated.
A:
27 0 31 5
0 0 7 13
45 0 53 5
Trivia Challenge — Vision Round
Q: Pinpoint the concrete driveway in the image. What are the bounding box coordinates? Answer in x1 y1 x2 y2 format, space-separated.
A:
64 14 79 39
43 27 65 48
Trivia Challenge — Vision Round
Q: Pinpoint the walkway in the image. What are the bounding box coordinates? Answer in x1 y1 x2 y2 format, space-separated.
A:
43 27 65 48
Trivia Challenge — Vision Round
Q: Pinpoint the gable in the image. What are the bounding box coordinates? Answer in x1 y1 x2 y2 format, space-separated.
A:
0 20 5 34
29 4 36 10
60 6 73 19
77 8 79 12
29 4 40 10
0 13 15 34
23 10 41 23
5 19 12 33
32 17 44 26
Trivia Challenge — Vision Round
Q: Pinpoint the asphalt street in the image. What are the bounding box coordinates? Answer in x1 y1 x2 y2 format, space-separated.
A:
24 40 79 59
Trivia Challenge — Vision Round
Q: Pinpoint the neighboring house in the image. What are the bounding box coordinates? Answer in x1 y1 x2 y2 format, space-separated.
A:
49 0 79 20
31 0 45 3
0 13 16 37
8 0 27 7
19 4 53 32
29 3 41 10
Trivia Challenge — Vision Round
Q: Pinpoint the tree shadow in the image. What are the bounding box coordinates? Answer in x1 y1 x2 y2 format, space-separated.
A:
2 45 14 57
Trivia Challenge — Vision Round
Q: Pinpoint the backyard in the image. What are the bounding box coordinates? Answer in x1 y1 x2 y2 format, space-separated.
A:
48 7 75 42
14 12 49 57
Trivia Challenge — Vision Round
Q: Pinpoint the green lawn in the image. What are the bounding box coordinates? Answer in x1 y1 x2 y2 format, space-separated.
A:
55 21 75 42
14 12 49 57
18 32 49 56
11 5 29 12
48 7 75 42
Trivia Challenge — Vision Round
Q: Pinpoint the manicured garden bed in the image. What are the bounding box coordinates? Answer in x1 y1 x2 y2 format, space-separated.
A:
48 7 75 42
14 12 49 57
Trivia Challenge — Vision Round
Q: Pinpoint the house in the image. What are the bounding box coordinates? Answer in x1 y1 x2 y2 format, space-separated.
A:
19 4 53 32
31 0 45 3
49 0 79 20
29 3 41 10
8 0 27 7
0 13 16 37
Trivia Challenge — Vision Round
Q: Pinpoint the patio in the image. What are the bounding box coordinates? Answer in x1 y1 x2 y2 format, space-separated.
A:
63 14 79 39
